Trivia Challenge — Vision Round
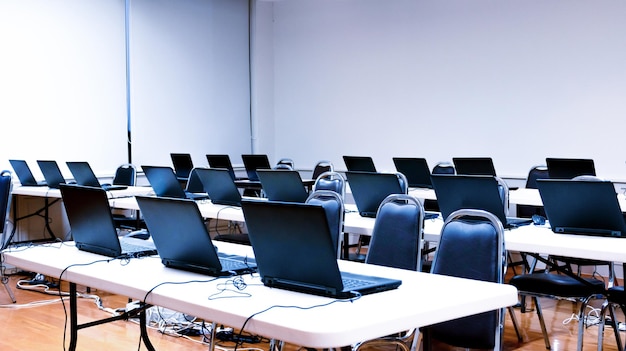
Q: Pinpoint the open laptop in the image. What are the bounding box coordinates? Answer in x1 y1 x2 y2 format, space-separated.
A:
257 169 309 203
392 157 432 188
59 184 156 258
9 159 46 186
241 199 402 299
431 174 532 228
452 157 497 176
345 171 405 218
194 168 243 206
37 160 67 189
206 154 243 180
142 165 208 200
66 161 127 191
136 196 256 275
170 153 194 181
546 158 596 179
343 156 377 172
537 179 626 237
241 154 271 181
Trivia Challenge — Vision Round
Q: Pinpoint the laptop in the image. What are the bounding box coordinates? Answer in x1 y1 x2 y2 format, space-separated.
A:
170 153 194 180
537 179 626 238
136 196 256 275
257 169 309 203
9 159 46 186
343 156 377 172
452 157 497 176
241 154 271 181
546 158 596 179
194 168 243 206
37 160 67 189
142 165 208 200
241 199 402 299
66 161 127 191
392 157 432 188
59 184 157 258
345 171 405 218
431 174 532 228
206 154 243 180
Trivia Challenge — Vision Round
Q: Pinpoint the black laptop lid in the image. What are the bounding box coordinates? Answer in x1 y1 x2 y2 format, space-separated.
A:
194 168 242 206
546 158 596 179
343 156 377 172
431 174 507 224
257 170 309 203
9 159 45 186
37 160 66 189
60 184 122 257
537 179 626 237
136 196 253 275
346 171 405 217
142 166 187 198
241 200 401 298
170 153 194 180
206 154 237 180
452 157 497 176
241 154 271 181
66 161 102 187
392 157 432 188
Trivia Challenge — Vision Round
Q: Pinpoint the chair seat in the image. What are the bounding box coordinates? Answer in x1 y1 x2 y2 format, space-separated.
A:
509 273 605 298
606 286 625 302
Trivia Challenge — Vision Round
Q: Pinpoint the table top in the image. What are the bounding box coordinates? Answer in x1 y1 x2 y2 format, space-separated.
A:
12 185 154 199
2 242 518 348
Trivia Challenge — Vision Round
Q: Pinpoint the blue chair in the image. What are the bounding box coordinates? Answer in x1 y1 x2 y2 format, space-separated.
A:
0 170 16 302
305 190 344 258
422 209 508 350
354 194 424 351
313 171 345 198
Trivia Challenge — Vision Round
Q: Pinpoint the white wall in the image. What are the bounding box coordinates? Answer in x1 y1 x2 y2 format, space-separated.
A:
262 0 626 179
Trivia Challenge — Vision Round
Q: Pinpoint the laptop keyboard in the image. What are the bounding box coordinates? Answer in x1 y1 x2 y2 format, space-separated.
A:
219 256 255 271
342 277 372 290
120 238 156 254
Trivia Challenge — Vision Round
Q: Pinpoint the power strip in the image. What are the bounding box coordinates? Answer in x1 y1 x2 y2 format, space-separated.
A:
215 329 261 344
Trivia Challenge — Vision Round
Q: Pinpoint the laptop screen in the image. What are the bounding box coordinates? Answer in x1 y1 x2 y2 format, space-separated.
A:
546 158 596 179
346 171 405 217
241 154 271 181
537 179 626 237
142 165 187 198
257 170 309 203
194 168 242 206
241 200 401 298
452 157 497 176
343 156 377 172
37 160 66 189
392 157 432 188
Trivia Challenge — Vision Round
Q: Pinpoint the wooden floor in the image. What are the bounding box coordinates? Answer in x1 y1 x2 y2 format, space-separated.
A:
0 270 623 351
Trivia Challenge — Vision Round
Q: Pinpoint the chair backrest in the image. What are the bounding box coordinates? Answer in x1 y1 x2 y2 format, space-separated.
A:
276 158 294 170
517 165 549 218
432 162 455 175
185 167 207 193
112 163 136 186
525 165 549 189
395 172 409 194
495 176 509 216
306 190 344 258
426 209 506 350
312 160 333 180
365 194 423 271
313 171 345 198
0 170 13 235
